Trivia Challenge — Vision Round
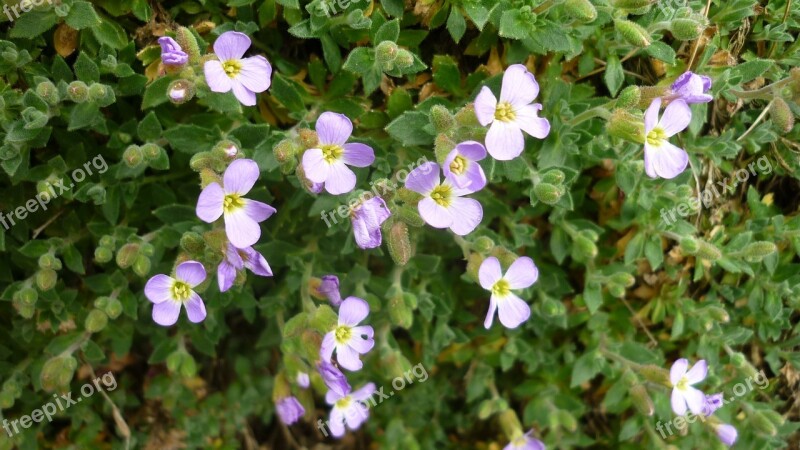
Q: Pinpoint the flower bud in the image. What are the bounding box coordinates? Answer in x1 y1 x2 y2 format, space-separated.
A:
730 352 747 367
395 49 415 69
434 133 456 164
387 221 412 266
199 168 222 188
742 241 777 262
563 0 597 22
389 292 414 329
141 143 162 160
375 41 399 64
38 253 57 269
88 83 113 106
534 182 564 205
280 155 298 175
180 231 206 255
638 364 671 387
695 240 722 260
168 79 194 104
189 151 219 172
770 98 795 134
166 351 183 373
176 27 201 64
454 104 480 127
396 205 425 227
40 356 78 392
123 145 144 168
629 384 655 416
498 410 524 442
679 237 699 254
473 236 494 253
465 253 484 283
610 0 655 9
36 268 57 291
0 391 14 409
616 86 641 109
36 80 60 105
21 107 49 129
706 305 730 322
751 411 778 436
133 254 151 277
670 18 705 40
85 309 109 332
104 297 123 319
66 81 89 103
298 129 319 149
541 169 566 185
609 284 626 298
610 272 636 287
572 233 598 261
19 287 38 307
94 246 113 263
615 19 652 47
607 109 646 144
397 187 423 204
273 139 298 164
760 410 785 428
430 105 455 133
116 243 140 269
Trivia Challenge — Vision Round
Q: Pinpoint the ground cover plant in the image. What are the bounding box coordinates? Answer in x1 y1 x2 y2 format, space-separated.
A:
1 0 800 448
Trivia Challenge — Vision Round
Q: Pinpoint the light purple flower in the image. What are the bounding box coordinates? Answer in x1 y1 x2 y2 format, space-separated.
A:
317 360 350 398
702 392 724 416
325 382 376 438
203 31 272 106
715 423 738 446
351 196 391 249
320 297 375 371
474 64 550 160
318 275 343 307
405 162 483 236
669 358 708 416
158 37 188 66
503 430 546 450
301 112 375 195
217 243 273 292
443 141 487 190
644 98 691 179
276 396 305 425
196 159 277 249
296 372 310 389
669 71 713 104
479 256 538 329
144 261 207 326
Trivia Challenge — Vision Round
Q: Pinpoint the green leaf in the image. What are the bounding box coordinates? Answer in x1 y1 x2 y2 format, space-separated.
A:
571 350 604 387
604 54 624 97
583 282 603 314
343 47 376 75
733 59 773 84
68 103 102 131
646 41 676 65
62 246 86 275
432 55 462 95
164 125 218 154
9 10 58 38
374 19 400 43
152 205 197 223
65 1 101 30
446 8 467 43
385 111 435 146
141 77 173 110
74 53 100 83
381 0 404 16
270 74 306 114
498 10 527 40
91 17 128 49
137 112 162 142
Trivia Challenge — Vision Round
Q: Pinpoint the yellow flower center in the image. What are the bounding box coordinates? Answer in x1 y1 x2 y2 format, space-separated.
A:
449 155 468 175
492 279 511 297
430 185 452 207
223 194 245 214
321 144 344 163
222 60 242 78
171 281 192 302
646 127 667 146
335 396 351 409
334 325 352 344
676 376 689 391
494 102 516 122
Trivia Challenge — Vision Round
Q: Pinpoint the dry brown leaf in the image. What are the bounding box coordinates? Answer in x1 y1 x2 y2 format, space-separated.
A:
54 24 78 58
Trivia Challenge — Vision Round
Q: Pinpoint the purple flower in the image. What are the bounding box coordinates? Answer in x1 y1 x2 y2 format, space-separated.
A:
325 382 376 438
276 396 305 425
443 141 487 190
217 243 273 292
351 196 391 249
301 112 375 195
669 71 713 104
644 98 691 179
479 256 538 329
318 275 343 307
196 159 277 249
203 31 272 106
158 37 188 66
405 162 483 236
669 358 708 416
320 297 375 371
474 64 550 160
504 430 546 450
144 261 207 326
702 392 724 416
317 360 350 398
715 423 738 446
296 372 310 389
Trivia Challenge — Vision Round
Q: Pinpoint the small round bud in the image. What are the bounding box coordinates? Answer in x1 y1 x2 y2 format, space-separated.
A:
19 287 38 306
730 352 747 368
123 145 144 168
608 284 626 298
375 41 399 64
298 129 319 149
615 19 652 47
168 79 194 104
38 253 57 269
85 309 109 333
133 254 151 277
104 297 123 319
94 247 113 263
36 81 60 105
430 105 455 133
616 86 641 109
541 169 566 185
770 98 795 135
563 0 597 22
180 231 206 254
680 237 699 254
573 232 598 261
394 49 415 69
473 236 495 253
607 109 646 144
387 221 412 266
706 305 730 323
40 356 78 392
115 243 140 269
189 151 219 172
100 234 115 248
36 268 57 291
610 272 636 287
141 143 161 160
670 18 705 40
534 182 564 205
66 81 89 103
273 139 298 164
88 83 114 106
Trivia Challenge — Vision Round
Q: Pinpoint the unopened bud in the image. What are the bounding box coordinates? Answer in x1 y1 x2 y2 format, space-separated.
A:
189 151 219 172
123 145 144 168
617 86 641 108
615 19 652 47
610 272 636 287
454 104 480 127
573 233 598 261
176 27 201 64
36 268 57 291
497 409 524 442
133 254 151 277
610 0 655 9
466 253 484 283
760 410 785 428
629 384 655 416
19 287 38 306
770 98 795 134
22 107 48 129
67 81 89 103
273 139 298 164
40 356 78 392
375 41 399 64
534 182 564 205
607 109 646 144
396 205 425 227
180 231 206 254
706 305 730 323
563 0 597 22
395 49 414 69
430 105 455 133
141 143 161 160
696 240 722 260
389 293 414 329
670 18 705 40
116 243 140 269
541 169 566 185
298 129 319 149
94 246 113 263
731 352 747 367
751 411 778 436
168 79 194 104
434 133 456 163
608 284 626 298
680 237 699 254
638 364 671 387
36 80 60 105
85 309 109 332
88 83 115 107
473 236 494 253
387 221 412 266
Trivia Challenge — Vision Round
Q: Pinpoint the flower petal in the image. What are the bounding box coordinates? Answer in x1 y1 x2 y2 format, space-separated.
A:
237 55 272 93
145 274 175 304
684 386 706 415
670 358 689 385
176 261 206 287
647 141 689 179
301 148 330 184
324 161 357 195
152 300 181 326
217 261 236 292
479 257 503 290
231 82 257 106
203 60 232 93
418 197 452 229
320 331 336 362
456 141 487 161
474 86 498 126
225 209 261 249
515 103 550 139
671 388 687 415
328 407 346 437
405 162 440 195
352 214 381 249
485 121 525 161
500 64 540 107
716 424 738 446
184 292 207 323
344 402 369 429
196 182 225 223
243 247 272 277
659 99 691 137
643 143 658 178
504 256 539 289
447 197 482 236
243 199 276 223
336 344 363 371
496 292 531 329
685 360 708 384
351 382 376 402
347 334 375 354
351 325 374 339
316 112 353 145
213 31 251 61
484 294 498 329
224 159 260 195
645 98 661 133
342 143 375 167
339 297 369 326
